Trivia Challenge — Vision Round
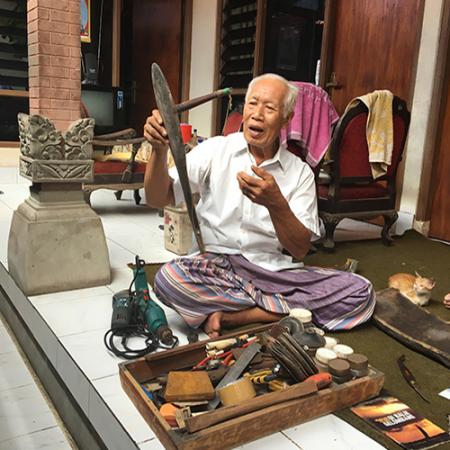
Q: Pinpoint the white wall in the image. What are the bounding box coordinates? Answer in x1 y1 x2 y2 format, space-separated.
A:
188 0 218 138
0 147 19 167
398 0 444 225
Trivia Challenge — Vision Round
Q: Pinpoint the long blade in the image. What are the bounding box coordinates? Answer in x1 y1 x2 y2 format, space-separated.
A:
151 63 205 253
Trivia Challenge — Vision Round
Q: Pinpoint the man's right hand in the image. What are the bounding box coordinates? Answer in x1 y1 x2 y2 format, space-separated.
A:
143 109 170 151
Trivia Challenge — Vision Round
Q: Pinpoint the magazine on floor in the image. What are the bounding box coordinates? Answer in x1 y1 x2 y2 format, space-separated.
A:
351 396 450 450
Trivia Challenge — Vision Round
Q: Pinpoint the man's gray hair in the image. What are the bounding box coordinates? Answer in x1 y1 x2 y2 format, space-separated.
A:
245 73 298 120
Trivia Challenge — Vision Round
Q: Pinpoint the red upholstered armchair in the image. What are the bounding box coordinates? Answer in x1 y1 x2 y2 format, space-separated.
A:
83 129 147 205
80 101 147 205
318 96 411 251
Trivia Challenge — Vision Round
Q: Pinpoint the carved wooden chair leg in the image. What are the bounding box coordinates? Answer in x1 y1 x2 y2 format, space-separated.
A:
321 214 341 252
381 212 398 245
114 190 123 200
134 189 142 205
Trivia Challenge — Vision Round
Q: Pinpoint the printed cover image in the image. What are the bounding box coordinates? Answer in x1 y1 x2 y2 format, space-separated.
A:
351 396 450 450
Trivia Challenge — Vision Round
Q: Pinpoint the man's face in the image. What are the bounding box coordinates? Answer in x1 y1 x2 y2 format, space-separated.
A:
243 78 289 154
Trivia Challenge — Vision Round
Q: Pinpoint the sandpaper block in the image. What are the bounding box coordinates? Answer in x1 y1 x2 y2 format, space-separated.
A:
165 371 215 402
373 288 450 368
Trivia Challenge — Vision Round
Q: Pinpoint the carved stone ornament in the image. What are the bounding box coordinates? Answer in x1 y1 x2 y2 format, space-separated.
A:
18 113 95 183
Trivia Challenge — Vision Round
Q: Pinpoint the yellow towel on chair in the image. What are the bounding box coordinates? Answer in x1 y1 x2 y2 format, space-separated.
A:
92 142 152 164
344 90 394 179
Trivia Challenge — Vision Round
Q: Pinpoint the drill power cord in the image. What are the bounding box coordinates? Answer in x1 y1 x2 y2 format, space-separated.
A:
104 325 179 360
104 293 178 360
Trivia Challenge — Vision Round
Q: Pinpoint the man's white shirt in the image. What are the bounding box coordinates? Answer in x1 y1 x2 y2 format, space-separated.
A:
168 132 320 271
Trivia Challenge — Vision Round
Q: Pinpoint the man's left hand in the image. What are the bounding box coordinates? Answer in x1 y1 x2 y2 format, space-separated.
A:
237 166 287 210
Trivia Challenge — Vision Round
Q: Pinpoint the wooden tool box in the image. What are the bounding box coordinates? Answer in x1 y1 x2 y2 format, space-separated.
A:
119 327 384 450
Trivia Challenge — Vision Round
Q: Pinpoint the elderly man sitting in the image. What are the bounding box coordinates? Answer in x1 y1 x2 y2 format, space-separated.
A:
143 73 375 338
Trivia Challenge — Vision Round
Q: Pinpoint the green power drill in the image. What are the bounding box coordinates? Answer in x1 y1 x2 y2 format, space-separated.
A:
110 255 175 347
132 256 174 345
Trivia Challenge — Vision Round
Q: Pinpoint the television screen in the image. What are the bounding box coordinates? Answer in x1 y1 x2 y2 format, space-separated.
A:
81 89 114 127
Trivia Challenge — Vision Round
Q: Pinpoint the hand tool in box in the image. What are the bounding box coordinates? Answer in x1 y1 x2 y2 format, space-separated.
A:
207 342 262 410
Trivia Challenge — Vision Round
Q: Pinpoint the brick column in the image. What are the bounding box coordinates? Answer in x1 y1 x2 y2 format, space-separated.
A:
27 0 81 131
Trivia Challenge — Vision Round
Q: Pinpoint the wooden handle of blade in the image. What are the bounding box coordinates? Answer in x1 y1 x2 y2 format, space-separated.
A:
206 338 237 351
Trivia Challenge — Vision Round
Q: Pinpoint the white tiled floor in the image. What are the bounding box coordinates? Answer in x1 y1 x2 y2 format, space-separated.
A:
0 179 386 450
0 316 72 450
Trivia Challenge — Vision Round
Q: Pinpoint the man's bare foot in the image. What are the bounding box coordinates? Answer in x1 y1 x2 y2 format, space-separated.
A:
444 293 450 309
203 311 223 339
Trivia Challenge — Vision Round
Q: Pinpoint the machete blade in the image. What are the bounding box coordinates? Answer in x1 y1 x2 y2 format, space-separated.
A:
151 63 205 253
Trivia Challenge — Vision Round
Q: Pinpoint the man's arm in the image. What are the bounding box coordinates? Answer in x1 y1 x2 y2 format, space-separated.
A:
143 110 175 208
237 165 312 260
268 198 311 260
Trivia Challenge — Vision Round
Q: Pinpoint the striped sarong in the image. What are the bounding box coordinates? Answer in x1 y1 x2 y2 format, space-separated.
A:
154 253 375 331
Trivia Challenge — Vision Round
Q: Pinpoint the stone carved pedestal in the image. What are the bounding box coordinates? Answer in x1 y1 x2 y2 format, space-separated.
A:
7 114 111 295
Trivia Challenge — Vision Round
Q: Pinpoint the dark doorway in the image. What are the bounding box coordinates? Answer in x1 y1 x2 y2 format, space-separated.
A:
121 0 185 134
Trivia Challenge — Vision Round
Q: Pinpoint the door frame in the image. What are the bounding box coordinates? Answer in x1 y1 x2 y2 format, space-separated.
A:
318 0 335 89
180 0 193 123
415 0 450 223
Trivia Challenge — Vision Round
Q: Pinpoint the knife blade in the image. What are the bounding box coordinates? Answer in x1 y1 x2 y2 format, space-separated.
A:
397 354 430 403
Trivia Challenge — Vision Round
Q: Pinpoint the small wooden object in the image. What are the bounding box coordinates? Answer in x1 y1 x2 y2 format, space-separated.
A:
165 371 215 402
159 403 179 427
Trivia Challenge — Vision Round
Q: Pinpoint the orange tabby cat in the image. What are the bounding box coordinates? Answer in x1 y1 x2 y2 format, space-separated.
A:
388 272 435 306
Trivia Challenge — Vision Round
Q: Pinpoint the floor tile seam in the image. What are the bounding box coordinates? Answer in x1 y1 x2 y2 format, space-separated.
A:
0 380 36 394
30 291 114 307
0 424 62 444
29 311 127 447
56 325 111 340
107 244 170 256
106 236 137 254
110 220 159 233
91 373 118 383
0 260 79 448
280 431 305 449
86 378 141 448
0 311 76 444
103 233 157 242
0 313 49 393
55 331 119 383
137 437 159 446
0 198 14 210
